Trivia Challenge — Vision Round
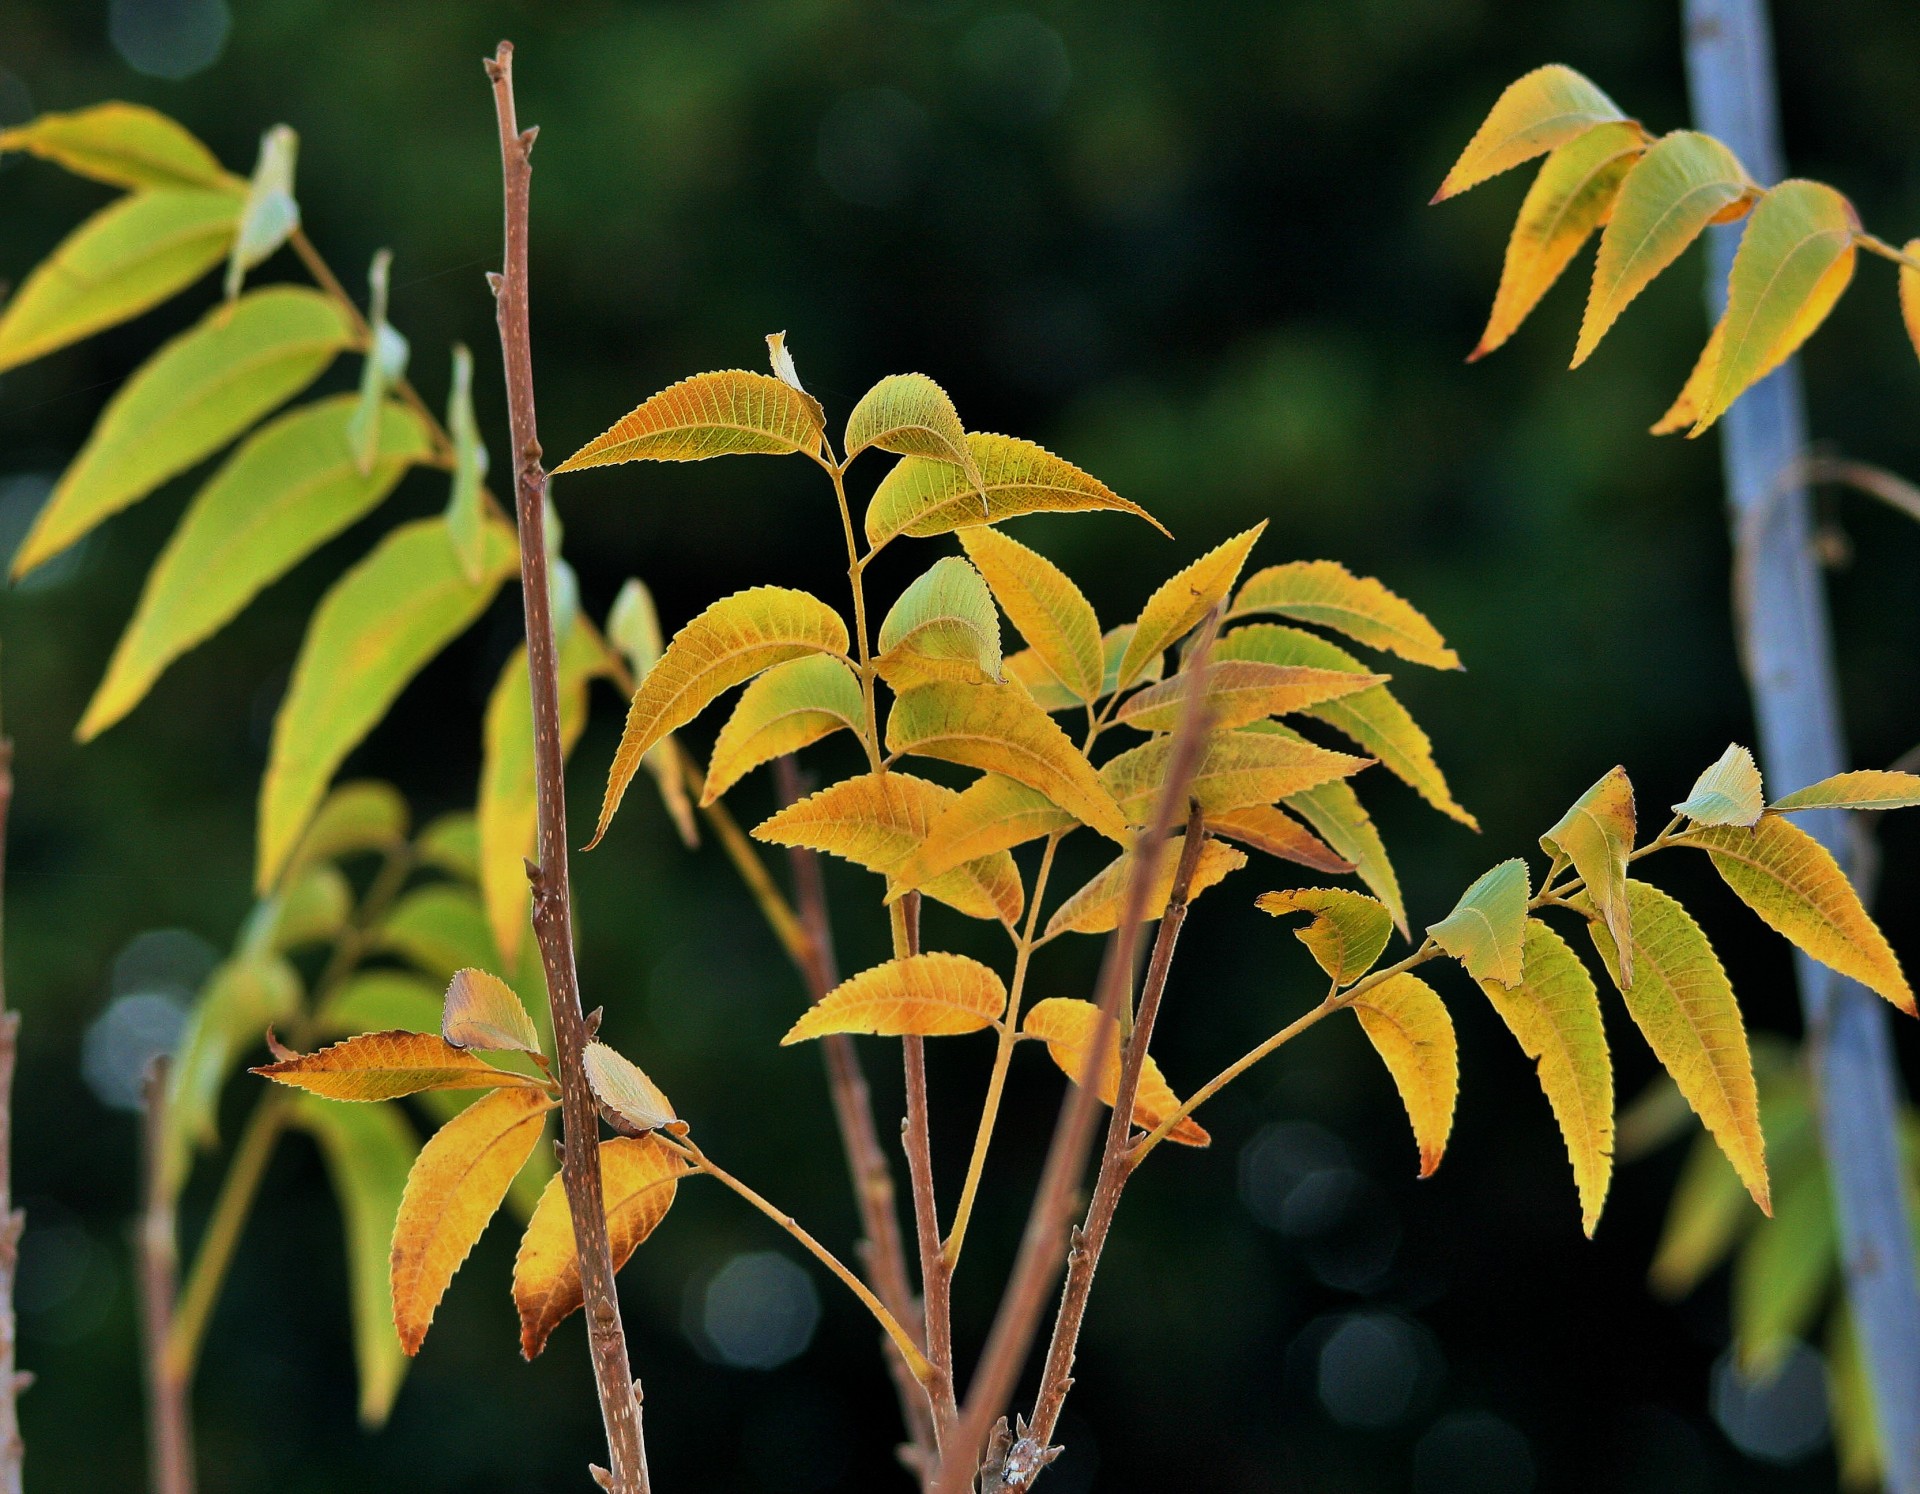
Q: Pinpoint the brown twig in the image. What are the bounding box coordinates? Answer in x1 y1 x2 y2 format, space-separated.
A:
0 729 23 1494
898 895 959 1450
140 1062 193 1494
485 41 649 1494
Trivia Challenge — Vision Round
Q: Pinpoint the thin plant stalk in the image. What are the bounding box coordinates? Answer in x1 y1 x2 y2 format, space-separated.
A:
0 721 22 1494
139 1062 192 1494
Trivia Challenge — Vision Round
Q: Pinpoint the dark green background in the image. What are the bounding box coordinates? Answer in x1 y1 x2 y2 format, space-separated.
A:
3 1 1918 1490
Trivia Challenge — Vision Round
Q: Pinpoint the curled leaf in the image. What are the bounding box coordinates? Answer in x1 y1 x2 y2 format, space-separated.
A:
1022 997 1209 1147
441 968 541 1054
1427 858 1530 988
1256 887 1391 986
584 1043 677 1132
1540 766 1635 983
1673 743 1764 827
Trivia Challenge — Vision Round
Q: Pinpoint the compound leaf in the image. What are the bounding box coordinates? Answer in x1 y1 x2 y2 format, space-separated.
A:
553 371 824 471
1428 858 1530 987
1276 753 1407 934
1044 835 1245 939
1022 997 1210 1147
1352 973 1457 1177
705 655 863 804
875 556 1003 689
782 952 1008 1043
1230 560 1461 670
1433 64 1627 201
1541 766 1636 983
0 102 236 190
886 773 1075 894
1117 524 1266 691
959 525 1103 702
254 1030 546 1101
1256 887 1392 985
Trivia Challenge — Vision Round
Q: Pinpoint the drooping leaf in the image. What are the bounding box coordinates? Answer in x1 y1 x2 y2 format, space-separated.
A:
552 371 825 470
390 1086 553 1355
845 373 984 497
1116 660 1384 733
1427 858 1530 988
1678 815 1914 1014
583 1043 677 1132
0 102 236 190
1116 524 1266 691
513 1135 688 1358
253 1030 546 1101
12 287 354 578
1732 1164 1835 1380
1540 766 1636 983
281 780 409 884
317 971 444 1040
886 681 1128 840
80 397 435 738
1230 560 1461 670
592 586 849 848
959 526 1104 703
1471 121 1650 360
1101 729 1369 828
1586 879 1769 1211
1477 919 1614 1234
441 968 542 1055
1021 997 1210 1146
782 952 1008 1043
874 556 1003 689
605 579 698 848
1208 804 1352 876
1902 239 1920 373
864 432 1166 548
885 773 1075 894
1771 769 1920 813
1351 973 1457 1178
379 885 500 981
704 655 863 804
1433 64 1627 201
1650 314 1728 436
1672 743 1765 827
1044 835 1246 939
1574 131 1755 366
0 188 240 375
224 125 301 299
443 343 491 583
346 250 410 476
1256 888 1392 985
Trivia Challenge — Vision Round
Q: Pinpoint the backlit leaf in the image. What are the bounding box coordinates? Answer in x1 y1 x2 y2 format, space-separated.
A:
1276 747 1407 934
254 1030 546 1101
1733 1164 1834 1380
874 556 1003 689
346 250 410 475
257 517 516 887
1649 1132 1758 1297
606 579 698 848
163 954 301 1198
1427 858 1530 987
1352 973 1457 1177
224 125 301 299
704 655 863 804
1771 769 1920 813
1022 997 1209 1147
1116 660 1383 733
1902 239 1920 371
552 371 824 471
441 968 542 1055
379 885 500 981
1208 804 1352 876
1540 766 1636 983
281 780 409 884
885 773 1075 895
1256 887 1391 985
1433 64 1627 201
390 1086 552 1355
0 102 235 189
1101 729 1368 826
781 952 1008 1043
845 373 984 496
1230 560 1461 670
592 586 849 848
318 971 443 1041
1673 743 1765 827
1044 835 1245 939
583 1043 677 1132
959 526 1103 702
1117 524 1265 691
1650 314 1727 435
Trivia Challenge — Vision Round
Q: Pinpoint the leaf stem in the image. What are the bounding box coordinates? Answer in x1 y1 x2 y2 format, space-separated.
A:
1856 231 1920 275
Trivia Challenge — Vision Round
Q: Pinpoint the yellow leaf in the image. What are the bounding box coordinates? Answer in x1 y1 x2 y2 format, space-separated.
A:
592 587 849 849
1116 660 1383 734
440 968 541 1055
1044 835 1245 939
1478 919 1614 1235
781 952 1008 1043
886 773 1075 895
1230 560 1462 670
1101 729 1368 826
1540 766 1636 984
583 1043 677 1132
1427 858 1530 988
514 1136 687 1358
1270 740 1407 935
1585 879 1769 1211
552 370 824 471
1650 314 1727 435
1117 523 1266 691
1772 769 1920 813
0 102 237 190
886 681 1127 840
1208 805 1352 876
253 1030 547 1101
1433 64 1627 202
845 373 984 496
1022 997 1210 1147
959 526 1104 703
1678 814 1914 1014
1351 973 1457 1177
1005 622 1170 712
1673 742 1764 827
1471 121 1650 360
704 655 864 804
865 432 1167 548
875 556 1003 688
1901 238 1920 371
1256 888 1391 985
390 1086 553 1355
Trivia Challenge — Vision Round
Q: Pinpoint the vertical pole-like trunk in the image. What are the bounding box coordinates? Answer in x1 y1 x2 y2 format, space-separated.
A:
0 734 23 1494
1681 4 1920 1485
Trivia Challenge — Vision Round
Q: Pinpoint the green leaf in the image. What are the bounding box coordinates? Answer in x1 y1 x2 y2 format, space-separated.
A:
959 525 1103 704
257 517 517 888
0 188 240 375
1540 766 1636 983
416 811 480 881
378 885 502 982
1672 743 1764 827
1771 769 1920 813
80 396 435 739
1116 524 1266 690
1649 1132 1760 1297
1433 64 1627 201
705 654 863 804
0 102 236 190
443 343 491 582
346 250 411 476
553 370 825 470
281 780 410 887
1257 887 1392 985
1230 559 1461 670
224 125 301 299
11 286 353 578
1427 858 1530 987
875 556 1003 689
242 861 352 956
317 971 444 1040
1733 1164 1835 1380
845 372 984 495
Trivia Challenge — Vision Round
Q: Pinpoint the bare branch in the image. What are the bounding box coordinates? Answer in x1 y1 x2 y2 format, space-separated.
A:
140 1061 193 1494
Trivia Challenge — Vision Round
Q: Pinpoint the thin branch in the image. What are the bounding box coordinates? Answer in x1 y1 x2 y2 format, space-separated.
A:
0 727 22 1494
139 1062 193 1494
485 41 648 1494
898 895 959 1444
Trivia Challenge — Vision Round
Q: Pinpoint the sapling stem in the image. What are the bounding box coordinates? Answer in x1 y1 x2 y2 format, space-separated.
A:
0 723 23 1494
139 1062 193 1494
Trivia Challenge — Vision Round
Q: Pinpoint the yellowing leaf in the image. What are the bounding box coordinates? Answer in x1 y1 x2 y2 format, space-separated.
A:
14 287 354 578
1230 560 1461 670
781 952 1008 1043
1256 888 1392 985
281 780 409 885
1673 743 1765 827
1733 1164 1834 1379
874 556 1003 688
390 1086 552 1355
253 1030 547 1101
1901 238 1920 371
1117 523 1266 690
1477 919 1614 1234
886 681 1127 841
1216 625 1476 828
583 1043 677 1132
1022 997 1209 1147
959 526 1104 702
1650 314 1727 435
79 397 435 739
1208 805 1352 876
1101 729 1369 826
864 432 1166 548
1044 835 1246 939
845 373 984 495
257 518 517 888
1541 766 1636 984
0 102 236 190
705 655 863 804
1575 131 1755 366
0 188 240 375
1771 769 1920 813
1351 973 1457 1177
606 579 699 849
1679 814 1914 1014
1586 879 1769 1211
1433 64 1627 201
1427 858 1530 988
552 370 824 471
886 773 1075 895
1006 621 1169 712
514 1135 687 1358
440 968 541 1055
1278 756 1407 935
592 587 849 848
1116 660 1383 733
1471 121 1649 360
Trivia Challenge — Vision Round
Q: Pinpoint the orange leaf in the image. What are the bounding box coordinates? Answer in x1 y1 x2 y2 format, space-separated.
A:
1022 996 1209 1147
252 1030 546 1101
1042 835 1245 939
1208 804 1352 875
